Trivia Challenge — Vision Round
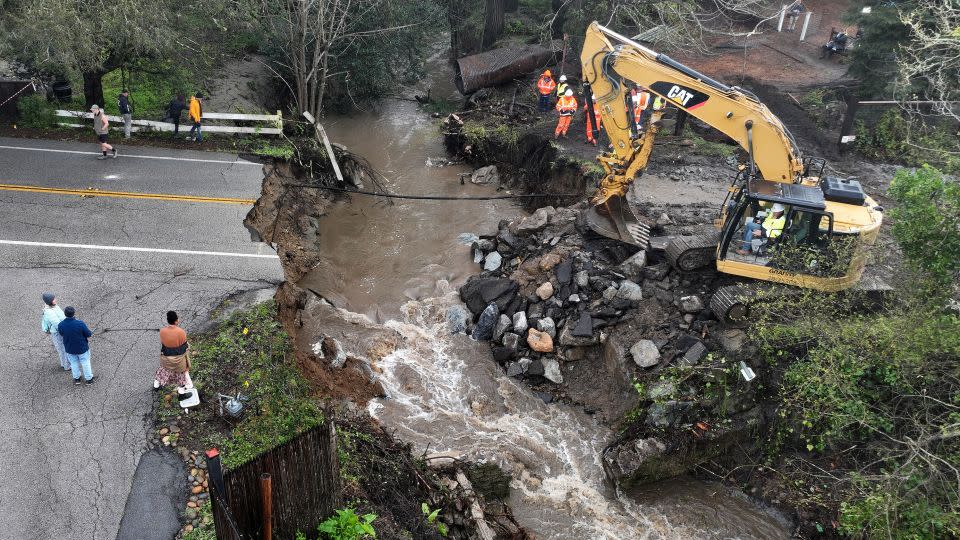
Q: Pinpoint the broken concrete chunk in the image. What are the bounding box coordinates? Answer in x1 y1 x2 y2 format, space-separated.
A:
502 332 520 350
515 206 555 234
575 270 590 288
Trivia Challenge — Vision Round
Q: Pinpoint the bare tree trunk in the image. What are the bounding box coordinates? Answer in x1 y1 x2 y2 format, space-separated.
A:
448 0 468 58
482 0 505 50
505 0 518 13
82 70 106 108
550 0 567 39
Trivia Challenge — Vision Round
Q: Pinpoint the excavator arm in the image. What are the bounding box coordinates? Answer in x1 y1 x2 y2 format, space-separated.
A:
582 22 804 207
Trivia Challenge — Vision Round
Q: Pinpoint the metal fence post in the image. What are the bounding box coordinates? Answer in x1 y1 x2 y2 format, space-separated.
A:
799 12 813 41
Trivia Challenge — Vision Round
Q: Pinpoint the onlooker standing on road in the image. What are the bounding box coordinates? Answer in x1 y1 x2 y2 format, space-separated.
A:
187 92 203 142
91 105 117 160
166 94 186 136
40 292 70 372
118 89 132 139
154 311 193 390
58 306 95 385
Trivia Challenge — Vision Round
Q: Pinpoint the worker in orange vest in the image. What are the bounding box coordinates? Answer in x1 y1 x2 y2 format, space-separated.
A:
536 70 556 111
585 94 602 146
633 87 652 134
555 88 578 138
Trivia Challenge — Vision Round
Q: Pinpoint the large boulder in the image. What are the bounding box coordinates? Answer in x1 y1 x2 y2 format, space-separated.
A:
512 311 528 334
679 295 703 313
527 328 554 352
483 251 503 272
493 314 512 341
514 206 556 234
459 276 518 316
536 317 556 338
536 281 555 300
630 340 660 368
445 305 469 334
542 358 563 384
616 280 643 302
471 303 500 341
470 165 499 185
617 251 647 280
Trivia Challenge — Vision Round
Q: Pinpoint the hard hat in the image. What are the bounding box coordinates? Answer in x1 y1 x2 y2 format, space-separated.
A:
564 89 573 97
544 69 552 77
559 75 567 82
771 203 786 213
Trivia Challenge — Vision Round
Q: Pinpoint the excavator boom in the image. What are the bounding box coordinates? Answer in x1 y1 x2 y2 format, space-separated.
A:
582 23 805 196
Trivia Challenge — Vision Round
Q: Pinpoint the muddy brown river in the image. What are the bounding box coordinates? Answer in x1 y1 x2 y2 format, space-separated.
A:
298 52 790 538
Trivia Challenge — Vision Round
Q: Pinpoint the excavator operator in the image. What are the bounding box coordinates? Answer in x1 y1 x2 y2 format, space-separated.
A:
738 204 786 255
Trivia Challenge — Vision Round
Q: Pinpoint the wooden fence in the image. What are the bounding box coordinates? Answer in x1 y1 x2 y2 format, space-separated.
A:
55 109 283 135
208 421 342 540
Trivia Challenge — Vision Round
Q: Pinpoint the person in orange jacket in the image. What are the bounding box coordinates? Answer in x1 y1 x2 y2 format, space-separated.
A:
536 70 556 111
632 87 652 134
187 92 203 142
585 94 602 146
554 88 578 139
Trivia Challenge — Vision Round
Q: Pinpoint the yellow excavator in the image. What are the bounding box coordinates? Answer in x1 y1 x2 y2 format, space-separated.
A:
579 22 884 323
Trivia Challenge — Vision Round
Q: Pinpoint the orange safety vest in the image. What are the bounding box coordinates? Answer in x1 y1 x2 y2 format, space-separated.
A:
555 95 578 116
537 76 556 96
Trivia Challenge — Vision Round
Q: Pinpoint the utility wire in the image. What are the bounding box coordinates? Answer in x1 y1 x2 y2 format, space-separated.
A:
285 183 581 201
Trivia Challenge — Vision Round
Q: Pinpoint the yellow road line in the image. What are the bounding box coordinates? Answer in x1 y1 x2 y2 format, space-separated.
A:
0 183 257 205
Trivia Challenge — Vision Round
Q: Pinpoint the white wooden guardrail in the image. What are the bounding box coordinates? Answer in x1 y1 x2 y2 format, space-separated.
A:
55 109 283 135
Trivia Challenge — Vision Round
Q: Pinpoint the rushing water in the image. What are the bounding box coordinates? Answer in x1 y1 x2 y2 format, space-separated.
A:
300 50 791 538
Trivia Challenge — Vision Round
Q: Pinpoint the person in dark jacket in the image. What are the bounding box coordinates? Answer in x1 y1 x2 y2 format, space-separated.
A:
58 306 95 385
118 89 132 139
166 95 186 136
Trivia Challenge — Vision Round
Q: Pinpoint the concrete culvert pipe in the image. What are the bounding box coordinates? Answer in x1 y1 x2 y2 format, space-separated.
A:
455 41 563 94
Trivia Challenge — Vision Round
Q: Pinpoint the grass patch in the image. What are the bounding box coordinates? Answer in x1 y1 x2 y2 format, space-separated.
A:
154 301 324 470
687 132 735 158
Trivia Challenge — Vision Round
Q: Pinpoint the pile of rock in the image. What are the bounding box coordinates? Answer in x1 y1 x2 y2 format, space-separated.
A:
457 204 724 393
152 416 212 535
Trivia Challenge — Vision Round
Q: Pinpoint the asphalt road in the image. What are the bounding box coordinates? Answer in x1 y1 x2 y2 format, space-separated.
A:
0 136 283 540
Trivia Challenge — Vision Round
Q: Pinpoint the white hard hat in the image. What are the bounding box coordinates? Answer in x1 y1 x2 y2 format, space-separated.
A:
564 89 573 97
771 203 785 213
559 75 567 82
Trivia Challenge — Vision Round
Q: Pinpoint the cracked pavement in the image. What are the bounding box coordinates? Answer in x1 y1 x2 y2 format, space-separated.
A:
0 137 282 539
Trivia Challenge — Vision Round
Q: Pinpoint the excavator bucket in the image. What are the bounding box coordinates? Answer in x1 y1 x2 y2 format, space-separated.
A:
584 194 651 248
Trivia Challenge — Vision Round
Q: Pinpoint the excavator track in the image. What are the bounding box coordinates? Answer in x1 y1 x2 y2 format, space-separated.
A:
665 233 720 272
710 284 760 327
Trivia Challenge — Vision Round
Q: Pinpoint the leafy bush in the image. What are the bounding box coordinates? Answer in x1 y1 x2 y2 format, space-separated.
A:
317 508 377 540
855 110 960 174
16 94 56 128
888 165 960 283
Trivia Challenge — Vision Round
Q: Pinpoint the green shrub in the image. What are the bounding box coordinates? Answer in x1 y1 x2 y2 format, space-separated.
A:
317 508 377 540
888 165 960 283
855 110 960 174
16 94 56 128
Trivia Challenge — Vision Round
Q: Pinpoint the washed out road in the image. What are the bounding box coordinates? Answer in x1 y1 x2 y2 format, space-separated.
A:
0 137 282 539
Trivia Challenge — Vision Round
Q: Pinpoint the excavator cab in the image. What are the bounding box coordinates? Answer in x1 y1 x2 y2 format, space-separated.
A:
716 178 862 287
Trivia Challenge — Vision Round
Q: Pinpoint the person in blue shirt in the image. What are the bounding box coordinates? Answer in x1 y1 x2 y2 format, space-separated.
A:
40 292 70 372
58 306 95 385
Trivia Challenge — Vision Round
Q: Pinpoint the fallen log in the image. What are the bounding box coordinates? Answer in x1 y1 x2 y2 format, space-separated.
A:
455 41 563 95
